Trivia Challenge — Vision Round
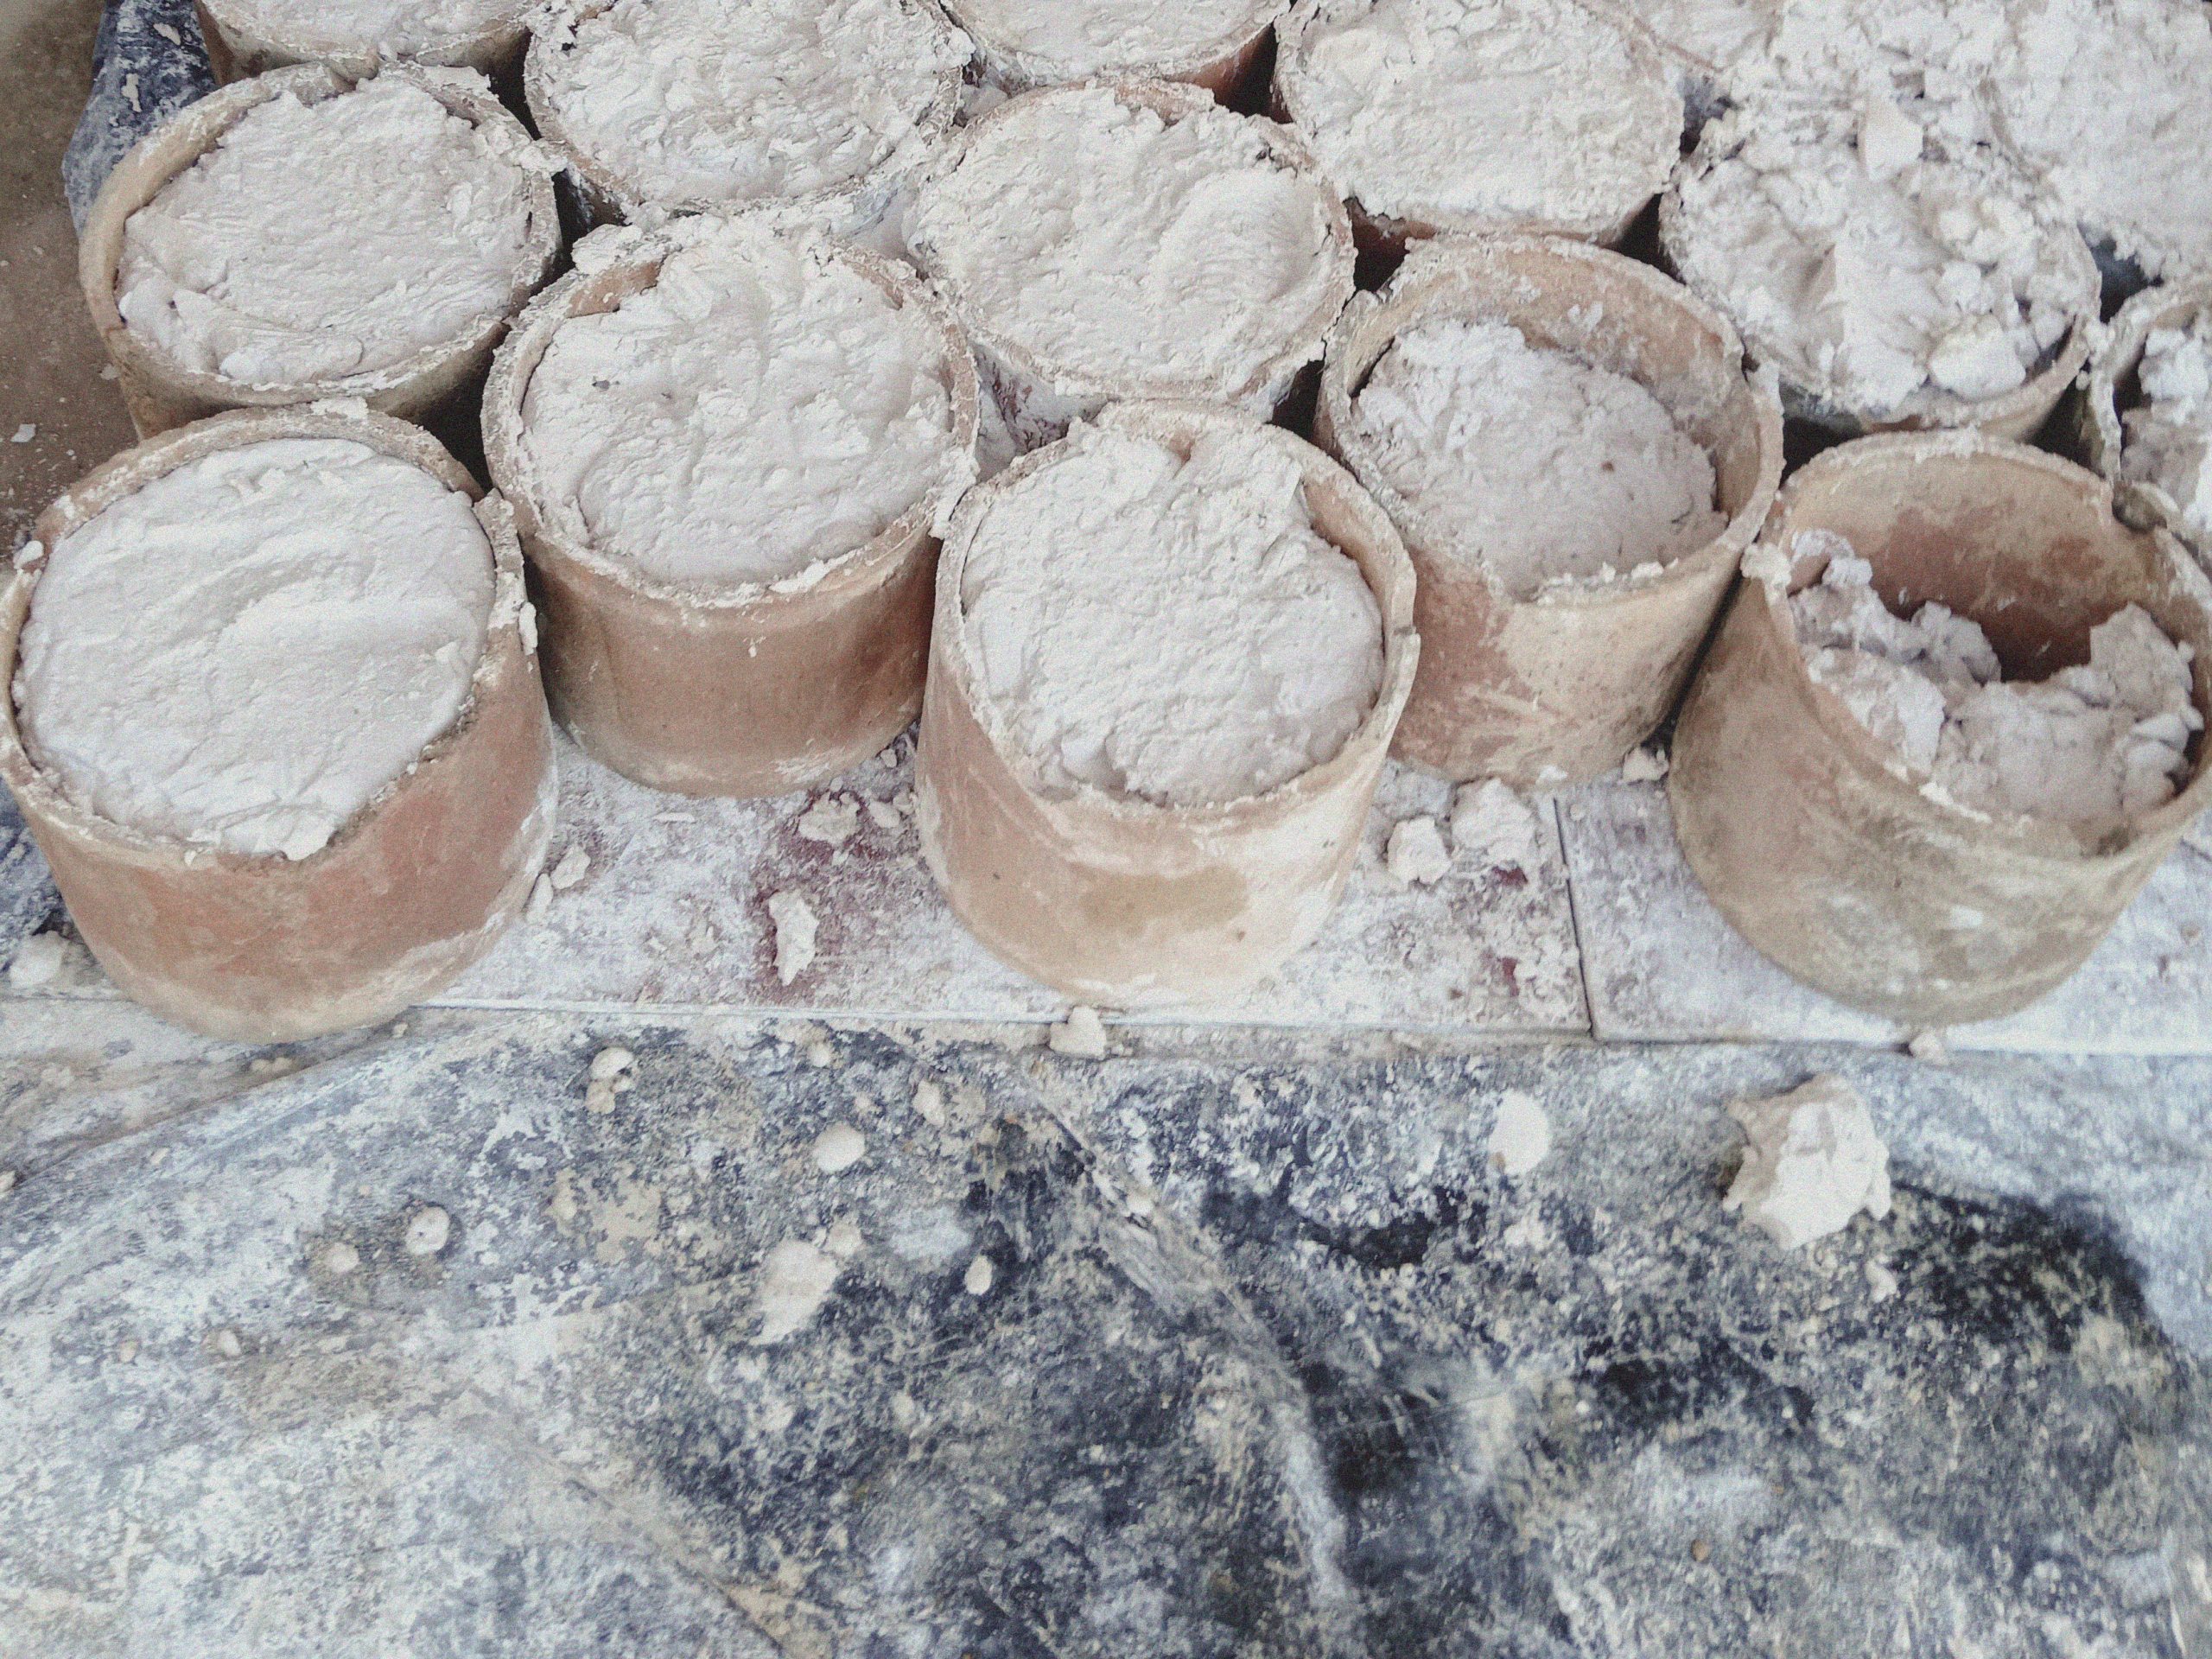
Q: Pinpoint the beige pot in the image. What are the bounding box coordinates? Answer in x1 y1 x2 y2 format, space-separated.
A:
1669 431 2212 1025
524 0 968 233
943 0 1288 98
194 0 531 81
915 401 1420 1007
1272 0 1681 264
0 407 556 1043
483 222 981 798
1315 233 1783 785
2075 276 2212 556
78 63 562 442
907 79 1357 452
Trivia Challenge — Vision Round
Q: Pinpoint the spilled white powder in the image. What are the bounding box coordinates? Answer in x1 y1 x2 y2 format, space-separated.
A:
1486 1091 1552 1177
16 439 493 860
947 0 1268 77
207 0 518 55
1784 532 2201 836
519 223 966 590
1278 0 1681 232
118 77 540 387
2120 310 2212 546
1348 317 1724 600
906 86 1348 403
1989 0 2212 283
1724 1075 1892 1249
958 423 1382 807
1451 779 1542 868
534 0 965 212
1668 102 2091 420
1047 1005 1109 1058
1384 815 1452 885
751 1237 838 1343
767 889 820 983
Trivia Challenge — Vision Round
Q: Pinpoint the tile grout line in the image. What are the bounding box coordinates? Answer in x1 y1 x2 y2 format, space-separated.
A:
1550 792 1603 1045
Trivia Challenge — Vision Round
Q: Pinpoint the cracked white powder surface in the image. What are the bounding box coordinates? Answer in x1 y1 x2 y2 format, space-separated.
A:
1668 101 2091 421
1724 1075 1892 1249
533 0 965 212
946 0 1269 77
958 423 1383 807
16 439 493 861
1784 531 2202 836
207 0 518 55
2120 310 2212 547
1278 0 1681 232
1613 0 1777 77
518 223 967 590
1348 317 1724 599
117 78 540 387
1989 0 2212 283
906 87 1349 403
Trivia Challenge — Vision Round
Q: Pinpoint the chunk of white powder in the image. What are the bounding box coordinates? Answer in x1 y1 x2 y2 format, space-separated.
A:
752 1238 838 1343
1487 1090 1552 1178
1349 317 1725 599
1787 532 2201 836
1384 816 1452 885
767 889 820 984
1046 1005 1109 1058
2120 310 2212 546
207 0 518 56
118 77 540 386
1450 779 1542 869
16 438 493 860
533 0 965 212
957 423 1383 807
946 0 1271 78
1278 0 1681 232
1668 102 2093 420
906 86 1349 405
811 1122 868 1173
1723 1075 1892 1249
519 222 966 590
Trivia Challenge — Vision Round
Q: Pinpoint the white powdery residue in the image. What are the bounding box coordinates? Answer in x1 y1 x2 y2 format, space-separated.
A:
6 933 68 991
811 1122 868 1173
1989 0 2212 283
1669 101 2093 420
1613 0 1777 78
1449 779 1541 869
1487 1090 1552 1178
958 423 1383 806
906 87 1346 401
1047 1005 1109 1058
213 0 518 55
1789 532 2202 836
767 889 820 984
118 79 539 387
523 223 965 591
537 0 965 209
796 794 864 846
1620 745 1669 783
9 425 32 444
1349 316 1724 599
1384 816 1452 885
1723 1075 1892 1249
1281 0 1680 230
751 1237 839 1343
16 439 492 860
950 0 1263 74
2120 309 2212 545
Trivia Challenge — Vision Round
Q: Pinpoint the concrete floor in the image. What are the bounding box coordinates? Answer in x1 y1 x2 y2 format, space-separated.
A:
0 0 137 547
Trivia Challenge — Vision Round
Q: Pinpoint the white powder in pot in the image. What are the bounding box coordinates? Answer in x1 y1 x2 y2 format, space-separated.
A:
1783 531 2202 836
905 87 1349 404
116 77 541 388
533 0 967 213
15 439 493 861
1667 102 2093 422
946 0 1270 78
1611 0 1777 79
208 0 518 55
2120 311 2212 546
1989 0 2212 283
1277 0 1681 233
957 423 1384 807
518 224 968 591
1347 317 1725 599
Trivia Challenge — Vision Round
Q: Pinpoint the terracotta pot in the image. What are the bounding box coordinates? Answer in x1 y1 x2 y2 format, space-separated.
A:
1271 0 1681 264
2075 276 2212 557
523 0 967 233
1669 431 2212 1025
483 221 981 797
906 79 1357 451
915 401 1420 1007
194 0 530 81
1315 233 1783 785
77 63 561 442
0 407 556 1042
943 0 1289 98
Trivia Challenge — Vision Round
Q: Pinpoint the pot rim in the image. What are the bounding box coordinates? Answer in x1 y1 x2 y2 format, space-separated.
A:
2082 275 2212 539
196 0 531 70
